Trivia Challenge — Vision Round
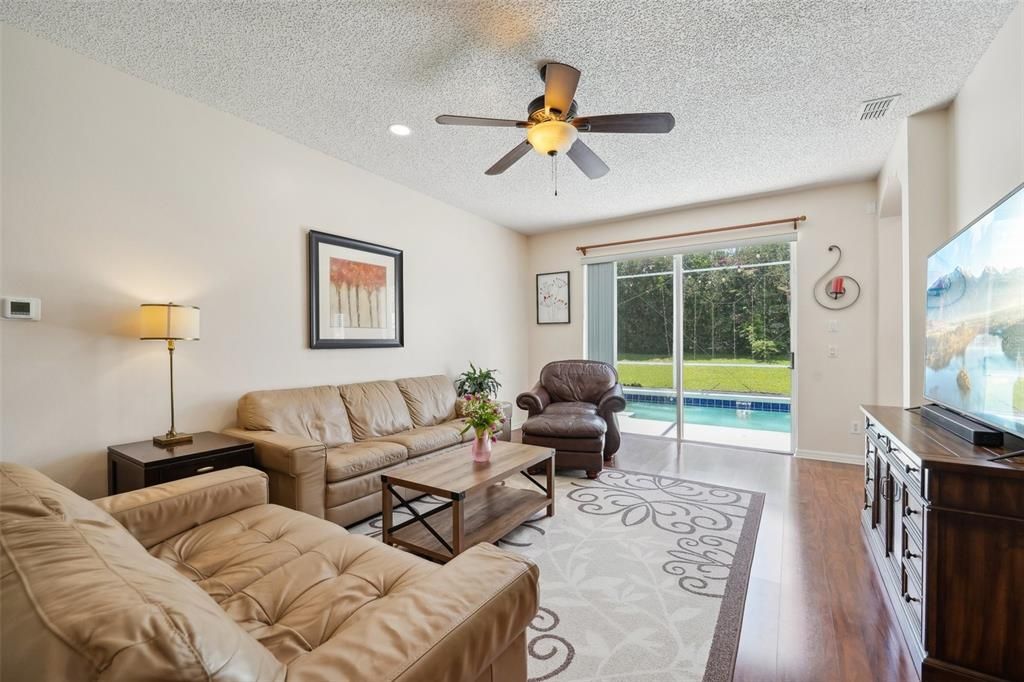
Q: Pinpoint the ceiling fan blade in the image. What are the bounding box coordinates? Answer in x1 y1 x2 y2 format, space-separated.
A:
573 113 675 134
485 140 533 175
543 62 581 118
566 139 609 179
436 115 528 128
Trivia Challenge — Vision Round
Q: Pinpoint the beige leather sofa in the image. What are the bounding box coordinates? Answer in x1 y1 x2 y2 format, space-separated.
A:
224 375 507 526
0 463 539 682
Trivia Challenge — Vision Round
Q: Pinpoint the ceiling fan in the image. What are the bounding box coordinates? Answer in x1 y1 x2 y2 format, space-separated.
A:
435 62 675 187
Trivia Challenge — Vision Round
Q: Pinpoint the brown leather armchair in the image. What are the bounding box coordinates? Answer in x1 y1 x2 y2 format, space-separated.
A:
517 360 626 478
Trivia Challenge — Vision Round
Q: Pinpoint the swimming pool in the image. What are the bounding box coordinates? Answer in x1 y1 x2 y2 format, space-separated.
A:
626 401 791 433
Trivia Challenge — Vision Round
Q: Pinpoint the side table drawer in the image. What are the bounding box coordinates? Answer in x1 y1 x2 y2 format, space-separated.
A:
154 449 254 484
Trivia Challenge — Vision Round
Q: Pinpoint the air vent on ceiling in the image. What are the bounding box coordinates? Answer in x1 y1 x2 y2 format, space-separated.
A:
860 95 900 121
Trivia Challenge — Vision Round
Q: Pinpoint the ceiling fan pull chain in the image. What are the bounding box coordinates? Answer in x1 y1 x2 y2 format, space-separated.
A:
552 153 558 196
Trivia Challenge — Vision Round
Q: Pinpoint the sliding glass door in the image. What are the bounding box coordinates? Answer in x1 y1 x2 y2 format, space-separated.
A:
677 242 792 451
591 237 794 453
615 255 678 437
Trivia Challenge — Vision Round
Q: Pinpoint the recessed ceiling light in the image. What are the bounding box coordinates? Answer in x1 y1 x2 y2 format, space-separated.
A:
388 124 412 137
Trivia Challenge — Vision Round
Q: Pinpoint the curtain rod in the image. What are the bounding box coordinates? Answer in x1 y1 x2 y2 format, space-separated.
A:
575 215 807 255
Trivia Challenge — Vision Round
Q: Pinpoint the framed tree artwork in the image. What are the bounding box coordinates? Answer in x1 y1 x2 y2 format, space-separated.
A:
536 271 570 324
308 230 404 349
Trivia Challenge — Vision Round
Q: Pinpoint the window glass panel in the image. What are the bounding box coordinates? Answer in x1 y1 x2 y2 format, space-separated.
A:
616 256 674 389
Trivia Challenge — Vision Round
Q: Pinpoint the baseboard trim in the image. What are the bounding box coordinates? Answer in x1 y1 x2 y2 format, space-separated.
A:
795 449 861 466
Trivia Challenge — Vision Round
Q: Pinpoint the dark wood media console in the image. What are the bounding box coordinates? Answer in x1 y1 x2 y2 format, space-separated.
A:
860 405 1024 681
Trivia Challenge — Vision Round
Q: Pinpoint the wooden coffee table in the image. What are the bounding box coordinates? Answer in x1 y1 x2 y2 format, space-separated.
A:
381 441 555 563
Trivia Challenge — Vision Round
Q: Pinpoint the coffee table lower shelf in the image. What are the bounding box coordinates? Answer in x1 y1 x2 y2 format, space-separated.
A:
387 484 549 563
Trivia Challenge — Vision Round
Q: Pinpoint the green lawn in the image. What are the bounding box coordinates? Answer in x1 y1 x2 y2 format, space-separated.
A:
617 362 791 395
618 352 790 366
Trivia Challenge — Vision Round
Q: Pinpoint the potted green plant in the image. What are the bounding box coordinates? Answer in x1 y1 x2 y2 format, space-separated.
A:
455 363 501 399
458 394 506 463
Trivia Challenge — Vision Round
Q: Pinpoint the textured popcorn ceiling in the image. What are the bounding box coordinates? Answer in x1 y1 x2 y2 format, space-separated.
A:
1 1 1016 233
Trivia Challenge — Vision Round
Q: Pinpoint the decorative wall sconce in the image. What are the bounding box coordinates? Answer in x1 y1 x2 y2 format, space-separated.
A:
813 245 861 310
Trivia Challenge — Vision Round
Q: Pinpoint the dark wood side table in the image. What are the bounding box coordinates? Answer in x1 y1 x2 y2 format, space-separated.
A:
107 431 255 495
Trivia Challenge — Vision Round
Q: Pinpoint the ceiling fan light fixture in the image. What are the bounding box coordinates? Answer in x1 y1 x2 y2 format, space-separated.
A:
526 120 577 156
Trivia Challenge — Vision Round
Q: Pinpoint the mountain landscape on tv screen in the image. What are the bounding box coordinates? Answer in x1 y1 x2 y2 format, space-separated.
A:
924 188 1024 435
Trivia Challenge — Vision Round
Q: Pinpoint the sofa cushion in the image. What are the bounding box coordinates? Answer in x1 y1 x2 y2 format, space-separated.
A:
326 441 408 482
340 381 414 439
324 445 469 510
395 375 458 427
540 360 618 404
522 412 608 438
442 418 474 442
149 504 438 667
239 385 354 447
0 463 284 682
371 425 462 457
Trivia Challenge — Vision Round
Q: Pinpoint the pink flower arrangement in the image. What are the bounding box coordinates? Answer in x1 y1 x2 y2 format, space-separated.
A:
460 394 506 442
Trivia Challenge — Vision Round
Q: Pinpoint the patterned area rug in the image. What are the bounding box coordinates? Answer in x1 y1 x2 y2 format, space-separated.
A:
350 469 764 682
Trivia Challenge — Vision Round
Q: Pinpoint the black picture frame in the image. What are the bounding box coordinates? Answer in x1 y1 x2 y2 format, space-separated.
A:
308 229 404 349
536 270 571 324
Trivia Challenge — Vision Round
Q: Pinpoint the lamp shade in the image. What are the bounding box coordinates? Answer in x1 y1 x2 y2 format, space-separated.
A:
140 303 200 340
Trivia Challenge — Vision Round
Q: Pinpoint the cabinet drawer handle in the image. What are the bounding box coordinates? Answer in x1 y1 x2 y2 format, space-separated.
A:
903 548 920 560
903 592 920 604
904 505 919 517
196 465 215 474
905 463 919 475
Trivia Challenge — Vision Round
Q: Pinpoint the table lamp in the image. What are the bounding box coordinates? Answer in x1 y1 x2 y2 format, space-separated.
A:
140 302 200 446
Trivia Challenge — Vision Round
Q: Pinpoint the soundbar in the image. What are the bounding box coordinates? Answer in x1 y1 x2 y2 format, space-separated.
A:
920 404 1004 447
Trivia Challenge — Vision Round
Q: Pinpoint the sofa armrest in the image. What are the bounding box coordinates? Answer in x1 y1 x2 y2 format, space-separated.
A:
93 466 268 548
285 543 539 682
516 382 551 416
222 428 327 518
597 383 627 415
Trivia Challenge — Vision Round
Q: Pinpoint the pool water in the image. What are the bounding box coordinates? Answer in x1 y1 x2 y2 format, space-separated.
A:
626 401 791 433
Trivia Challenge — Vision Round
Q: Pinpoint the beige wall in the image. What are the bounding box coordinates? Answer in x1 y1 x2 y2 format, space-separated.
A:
948 2 1023 232
526 182 879 460
875 128 906 406
875 216 903 406
902 110 950 407
0 26 530 498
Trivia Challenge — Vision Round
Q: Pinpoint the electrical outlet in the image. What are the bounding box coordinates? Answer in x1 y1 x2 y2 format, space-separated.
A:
850 420 862 434
828 344 839 358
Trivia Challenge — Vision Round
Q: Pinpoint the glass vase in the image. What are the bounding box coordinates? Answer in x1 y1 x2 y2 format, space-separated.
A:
471 431 493 463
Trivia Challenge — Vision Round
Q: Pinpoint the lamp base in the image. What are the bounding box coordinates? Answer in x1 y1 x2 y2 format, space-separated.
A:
153 431 193 447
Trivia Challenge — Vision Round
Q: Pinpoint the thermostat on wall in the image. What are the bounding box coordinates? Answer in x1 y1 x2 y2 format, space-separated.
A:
2 297 41 320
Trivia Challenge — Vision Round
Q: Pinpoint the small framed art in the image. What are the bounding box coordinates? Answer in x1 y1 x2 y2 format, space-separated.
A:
536 271 570 324
308 229 404 349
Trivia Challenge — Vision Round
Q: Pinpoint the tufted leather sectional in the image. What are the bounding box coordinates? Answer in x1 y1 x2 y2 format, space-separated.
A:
224 375 508 527
0 463 539 681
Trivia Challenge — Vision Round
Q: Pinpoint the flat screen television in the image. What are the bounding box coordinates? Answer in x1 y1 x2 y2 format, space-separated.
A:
925 182 1024 438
